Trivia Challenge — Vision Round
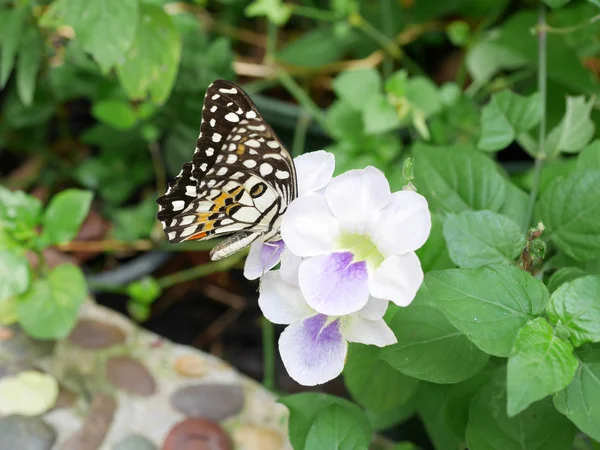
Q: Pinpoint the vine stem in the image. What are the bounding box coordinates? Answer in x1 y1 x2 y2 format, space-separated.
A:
261 317 276 391
524 4 547 233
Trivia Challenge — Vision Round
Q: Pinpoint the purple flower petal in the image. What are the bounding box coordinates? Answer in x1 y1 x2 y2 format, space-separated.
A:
279 314 347 386
299 251 370 316
244 239 286 280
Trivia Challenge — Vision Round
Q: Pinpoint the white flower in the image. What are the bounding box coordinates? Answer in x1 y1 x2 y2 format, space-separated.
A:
280 166 431 316
243 150 335 280
258 260 396 386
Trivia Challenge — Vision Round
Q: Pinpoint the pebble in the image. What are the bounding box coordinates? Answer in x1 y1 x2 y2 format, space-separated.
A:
0 415 56 450
174 355 208 378
233 425 284 450
68 319 126 349
61 394 116 450
162 418 232 450
170 383 244 421
113 434 157 450
106 356 156 396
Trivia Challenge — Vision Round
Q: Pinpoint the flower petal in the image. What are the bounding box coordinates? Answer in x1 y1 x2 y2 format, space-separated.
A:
294 150 335 196
325 166 391 234
369 253 424 307
280 249 302 286
357 297 389 320
258 271 313 325
342 317 397 347
281 194 340 257
243 240 286 280
279 315 347 386
371 190 431 255
298 251 370 316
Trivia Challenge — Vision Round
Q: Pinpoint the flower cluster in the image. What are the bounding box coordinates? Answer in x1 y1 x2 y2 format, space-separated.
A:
244 151 431 386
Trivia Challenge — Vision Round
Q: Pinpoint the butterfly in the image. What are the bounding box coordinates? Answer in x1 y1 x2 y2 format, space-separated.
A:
156 80 298 261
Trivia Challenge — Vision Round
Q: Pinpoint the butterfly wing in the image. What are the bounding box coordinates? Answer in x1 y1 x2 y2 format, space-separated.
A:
156 80 297 260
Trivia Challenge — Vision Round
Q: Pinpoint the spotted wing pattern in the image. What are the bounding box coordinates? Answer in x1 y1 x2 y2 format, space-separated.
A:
156 80 298 260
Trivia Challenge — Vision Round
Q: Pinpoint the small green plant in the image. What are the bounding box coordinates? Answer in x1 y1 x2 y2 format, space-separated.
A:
0 188 92 339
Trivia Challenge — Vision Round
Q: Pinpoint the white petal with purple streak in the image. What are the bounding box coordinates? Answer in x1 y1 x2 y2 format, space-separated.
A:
371 190 431 256
279 314 347 386
357 297 389 320
298 251 370 316
369 253 424 306
294 150 335 196
243 240 286 280
258 271 313 325
341 316 397 347
281 194 340 257
325 167 391 234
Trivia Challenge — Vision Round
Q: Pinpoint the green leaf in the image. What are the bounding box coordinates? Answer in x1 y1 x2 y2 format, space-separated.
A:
554 344 600 442
116 4 182 104
466 38 527 86
304 403 372 450
547 275 600 347
442 211 524 268
16 24 44 106
412 143 507 213
0 251 30 302
91 100 137 130
126 276 161 305
406 77 442 117
380 300 489 383
344 344 419 412
333 69 382 111
536 170 600 261
366 394 417 431
544 0 571 8
426 265 549 356
38 189 93 248
478 90 541 152
277 28 356 68
416 213 454 272
416 383 463 450
447 20 471 47
47 0 139 73
111 196 157 241
16 264 87 339
0 187 42 235
466 371 577 450
0 4 29 87
547 267 588 293
363 94 401 134
576 140 600 172
279 393 371 450
245 0 292 26
499 182 529 231
546 96 595 155
507 317 578 416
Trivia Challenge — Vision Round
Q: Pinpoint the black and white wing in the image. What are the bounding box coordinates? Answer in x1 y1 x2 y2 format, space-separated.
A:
156 80 298 260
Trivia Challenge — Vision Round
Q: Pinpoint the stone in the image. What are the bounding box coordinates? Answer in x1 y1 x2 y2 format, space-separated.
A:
233 425 284 450
0 415 57 450
170 383 244 421
0 325 54 362
0 327 13 341
174 355 207 378
68 320 126 349
61 394 116 450
162 418 232 450
106 356 156 396
113 434 157 450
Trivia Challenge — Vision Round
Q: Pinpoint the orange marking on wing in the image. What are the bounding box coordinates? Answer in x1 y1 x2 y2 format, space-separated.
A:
236 144 245 155
188 231 208 240
212 192 230 207
202 221 215 232
196 213 212 223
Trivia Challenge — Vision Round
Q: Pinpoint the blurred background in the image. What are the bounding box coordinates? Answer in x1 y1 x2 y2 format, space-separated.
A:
1 0 599 447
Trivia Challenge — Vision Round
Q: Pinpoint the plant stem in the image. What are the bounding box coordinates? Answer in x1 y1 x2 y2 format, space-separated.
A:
524 4 547 233
276 68 329 131
292 110 310 157
290 4 340 22
157 251 247 289
265 21 278 64
262 316 276 391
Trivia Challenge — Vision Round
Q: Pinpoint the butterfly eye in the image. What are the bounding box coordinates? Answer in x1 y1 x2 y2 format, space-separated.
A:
250 182 267 198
